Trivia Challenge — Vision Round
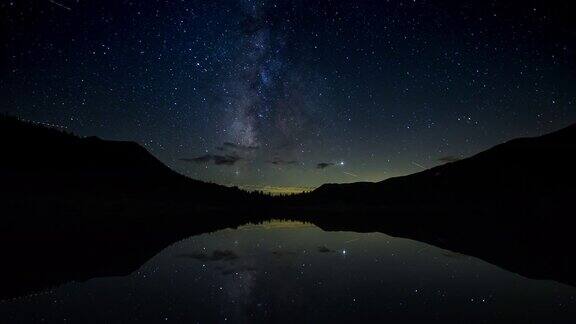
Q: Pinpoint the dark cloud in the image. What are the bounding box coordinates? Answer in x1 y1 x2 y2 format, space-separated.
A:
181 142 257 167
438 156 462 163
180 154 242 166
317 246 334 253
316 162 334 169
185 142 255 166
222 142 259 152
175 250 238 262
268 158 298 166
213 154 242 165
214 142 259 154
180 155 212 163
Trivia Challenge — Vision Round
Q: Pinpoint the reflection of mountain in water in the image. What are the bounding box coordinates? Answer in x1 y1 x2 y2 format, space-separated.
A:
287 122 576 287
3 221 576 323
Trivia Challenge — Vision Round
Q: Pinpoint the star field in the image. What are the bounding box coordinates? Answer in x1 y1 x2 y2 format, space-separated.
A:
1 0 575 190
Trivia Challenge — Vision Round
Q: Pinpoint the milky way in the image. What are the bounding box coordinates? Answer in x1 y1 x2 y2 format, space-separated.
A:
220 0 316 163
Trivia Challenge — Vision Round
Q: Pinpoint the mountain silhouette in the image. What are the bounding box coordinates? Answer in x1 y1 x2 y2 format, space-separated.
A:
0 115 266 299
290 123 576 285
301 122 575 216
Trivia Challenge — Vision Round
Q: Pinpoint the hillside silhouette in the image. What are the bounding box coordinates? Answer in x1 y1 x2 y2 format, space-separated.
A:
0 114 265 227
287 122 576 286
306 123 575 208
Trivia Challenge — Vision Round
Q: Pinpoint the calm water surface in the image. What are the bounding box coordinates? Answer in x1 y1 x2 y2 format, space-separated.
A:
1 220 575 323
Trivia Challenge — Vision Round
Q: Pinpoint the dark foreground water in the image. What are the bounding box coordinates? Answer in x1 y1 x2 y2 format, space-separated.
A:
1 220 575 323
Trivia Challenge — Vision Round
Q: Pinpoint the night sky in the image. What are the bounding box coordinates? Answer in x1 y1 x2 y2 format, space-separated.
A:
2 0 575 192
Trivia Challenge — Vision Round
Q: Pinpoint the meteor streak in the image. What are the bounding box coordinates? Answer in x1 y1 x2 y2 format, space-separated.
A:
48 0 71 11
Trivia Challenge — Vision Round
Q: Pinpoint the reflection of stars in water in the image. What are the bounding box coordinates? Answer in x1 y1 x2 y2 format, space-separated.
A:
6 221 576 322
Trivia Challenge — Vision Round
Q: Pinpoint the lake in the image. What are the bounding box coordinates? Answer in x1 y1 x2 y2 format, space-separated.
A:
1 220 575 323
